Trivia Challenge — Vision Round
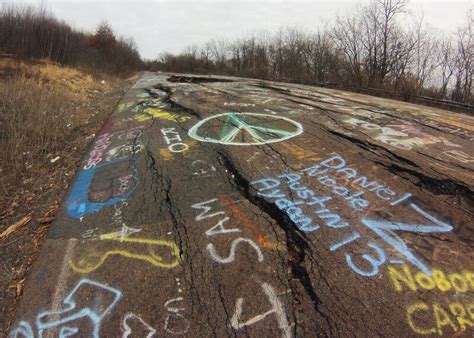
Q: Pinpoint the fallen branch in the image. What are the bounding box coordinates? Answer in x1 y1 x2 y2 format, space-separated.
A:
0 215 32 240
37 216 55 224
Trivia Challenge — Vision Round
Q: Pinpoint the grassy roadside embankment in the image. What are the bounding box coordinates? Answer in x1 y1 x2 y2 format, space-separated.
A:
0 57 137 333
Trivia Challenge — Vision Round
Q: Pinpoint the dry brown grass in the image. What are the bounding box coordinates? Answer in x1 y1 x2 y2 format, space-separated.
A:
0 76 71 177
0 58 132 333
0 58 111 198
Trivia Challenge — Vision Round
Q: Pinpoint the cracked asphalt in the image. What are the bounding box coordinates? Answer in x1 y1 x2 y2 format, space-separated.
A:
9 72 474 337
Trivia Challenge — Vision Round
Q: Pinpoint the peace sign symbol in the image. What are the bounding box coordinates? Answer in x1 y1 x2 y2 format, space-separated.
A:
188 112 303 145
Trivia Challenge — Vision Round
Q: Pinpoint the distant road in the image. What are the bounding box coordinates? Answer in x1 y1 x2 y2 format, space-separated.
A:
9 72 474 337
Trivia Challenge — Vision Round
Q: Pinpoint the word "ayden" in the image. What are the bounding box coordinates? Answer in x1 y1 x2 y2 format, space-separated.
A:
251 174 357 232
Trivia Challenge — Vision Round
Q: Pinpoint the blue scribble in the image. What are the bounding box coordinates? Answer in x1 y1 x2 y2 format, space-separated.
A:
136 92 150 98
10 279 121 338
345 242 386 277
9 321 33 338
362 203 453 276
35 268 48 286
66 157 138 219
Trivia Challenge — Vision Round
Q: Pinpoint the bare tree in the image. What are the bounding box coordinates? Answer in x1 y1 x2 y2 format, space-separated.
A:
410 16 440 91
153 1 471 106
435 38 455 98
0 5 143 75
362 0 410 87
208 38 228 69
331 14 365 85
451 10 473 103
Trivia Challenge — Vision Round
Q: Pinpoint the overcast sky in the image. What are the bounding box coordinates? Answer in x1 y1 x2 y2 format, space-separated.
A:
5 0 473 59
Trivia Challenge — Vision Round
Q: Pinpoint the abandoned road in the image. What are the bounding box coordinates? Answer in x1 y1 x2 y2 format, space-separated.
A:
9 72 474 337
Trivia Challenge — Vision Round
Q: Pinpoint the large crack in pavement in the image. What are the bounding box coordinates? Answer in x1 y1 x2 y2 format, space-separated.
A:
217 149 336 337
167 75 234 84
325 128 474 202
151 84 203 119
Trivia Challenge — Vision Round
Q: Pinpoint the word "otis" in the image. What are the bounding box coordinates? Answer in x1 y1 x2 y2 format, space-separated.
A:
161 128 188 153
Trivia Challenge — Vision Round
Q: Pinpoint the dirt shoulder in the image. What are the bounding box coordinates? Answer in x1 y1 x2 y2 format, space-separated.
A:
0 58 138 333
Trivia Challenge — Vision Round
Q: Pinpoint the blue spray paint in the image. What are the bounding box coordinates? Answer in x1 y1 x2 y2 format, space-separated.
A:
251 177 320 233
35 268 48 286
253 171 454 277
136 92 151 98
345 242 386 277
10 279 122 338
67 157 138 219
37 279 121 337
362 203 453 276
9 321 33 338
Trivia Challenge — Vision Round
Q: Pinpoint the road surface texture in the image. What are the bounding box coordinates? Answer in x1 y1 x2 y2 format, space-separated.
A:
9 72 474 337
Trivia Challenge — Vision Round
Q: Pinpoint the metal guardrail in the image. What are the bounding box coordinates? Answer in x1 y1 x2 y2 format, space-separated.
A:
311 81 474 114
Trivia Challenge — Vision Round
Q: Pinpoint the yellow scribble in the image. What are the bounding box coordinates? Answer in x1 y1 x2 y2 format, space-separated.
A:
69 233 181 274
407 301 474 335
388 265 474 293
160 148 174 160
160 140 198 161
134 107 191 123
407 302 437 335
117 102 135 112
279 142 321 161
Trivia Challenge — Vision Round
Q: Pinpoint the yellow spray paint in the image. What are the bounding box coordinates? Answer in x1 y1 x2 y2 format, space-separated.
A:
117 102 135 113
407 302 437 335
160 140 198 161
278 142 321 161
160 148 174 161
406 301 474 335
69 233 181 274
387 265 474 293
134 107 191 123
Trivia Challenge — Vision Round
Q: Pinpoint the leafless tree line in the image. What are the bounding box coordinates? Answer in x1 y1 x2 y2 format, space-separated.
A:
0 4 143 74
150 0 473 105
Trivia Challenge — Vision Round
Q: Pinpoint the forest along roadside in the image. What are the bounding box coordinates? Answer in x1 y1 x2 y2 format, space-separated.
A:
6 72 474 337
0 58 138 334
